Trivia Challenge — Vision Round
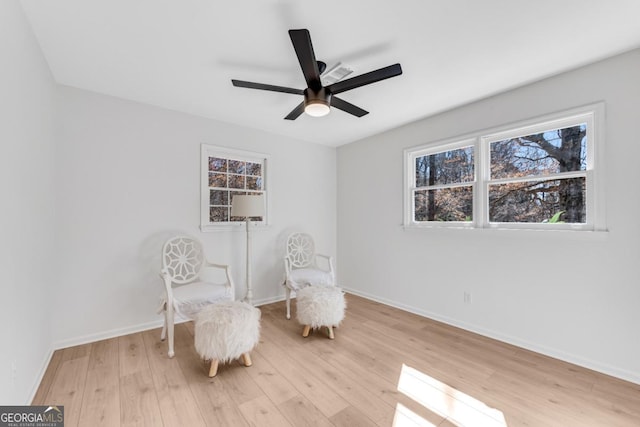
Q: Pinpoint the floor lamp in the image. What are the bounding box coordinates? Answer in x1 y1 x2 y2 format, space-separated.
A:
231 194 265 305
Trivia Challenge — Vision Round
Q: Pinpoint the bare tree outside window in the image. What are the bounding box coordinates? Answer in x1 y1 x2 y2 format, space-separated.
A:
489 124 587 223
414 146 474 222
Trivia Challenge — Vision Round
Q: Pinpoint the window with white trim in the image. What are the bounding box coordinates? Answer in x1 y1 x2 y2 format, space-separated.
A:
404 104 604 231
201 144 268 230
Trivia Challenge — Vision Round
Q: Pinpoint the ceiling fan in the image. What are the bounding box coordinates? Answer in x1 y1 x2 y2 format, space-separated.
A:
231 29 403 120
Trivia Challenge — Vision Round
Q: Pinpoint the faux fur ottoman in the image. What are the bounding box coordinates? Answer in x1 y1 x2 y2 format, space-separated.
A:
296 286 345 339
195 301 261 377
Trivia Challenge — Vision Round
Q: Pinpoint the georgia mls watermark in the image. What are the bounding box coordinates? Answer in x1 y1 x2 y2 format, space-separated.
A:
0 406 64 427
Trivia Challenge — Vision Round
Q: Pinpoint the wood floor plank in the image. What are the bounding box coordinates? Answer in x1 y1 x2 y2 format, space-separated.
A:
44 346 91 427
119 370 164 427
278 394 335 427
78 338 121 427
119 332 151 377
242 345 298 405
238 395 294 427
32 293 640 427
330 405 380 427
141 327 207 427
171 321 251 427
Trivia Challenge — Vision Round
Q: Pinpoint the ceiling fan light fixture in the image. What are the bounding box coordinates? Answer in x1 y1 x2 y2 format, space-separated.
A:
304 88 331 117
305 100 330 117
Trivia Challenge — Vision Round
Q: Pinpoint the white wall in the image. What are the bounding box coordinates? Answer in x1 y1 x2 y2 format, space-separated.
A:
54 86 336 346
0 1 57 404
337 49 640 384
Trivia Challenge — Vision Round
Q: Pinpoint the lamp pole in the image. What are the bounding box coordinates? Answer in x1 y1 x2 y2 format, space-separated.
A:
230 193 264 306
244 216 253 304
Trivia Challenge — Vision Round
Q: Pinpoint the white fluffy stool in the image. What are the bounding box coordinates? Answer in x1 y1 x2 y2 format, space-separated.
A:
194 300 261 377
296 286 345 339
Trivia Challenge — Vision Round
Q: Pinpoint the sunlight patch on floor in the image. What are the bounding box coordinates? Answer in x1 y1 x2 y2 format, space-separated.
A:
393 403 439 427
396 364 508 427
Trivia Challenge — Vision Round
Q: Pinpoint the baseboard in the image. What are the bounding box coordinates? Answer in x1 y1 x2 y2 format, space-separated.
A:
27 347 55 404
53 318 168 350
343 287 640 386
253 294 286 307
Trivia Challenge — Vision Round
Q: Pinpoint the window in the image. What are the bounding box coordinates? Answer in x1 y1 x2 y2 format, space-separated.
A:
413 141 475 223
201 144 268 230
404 104 605 231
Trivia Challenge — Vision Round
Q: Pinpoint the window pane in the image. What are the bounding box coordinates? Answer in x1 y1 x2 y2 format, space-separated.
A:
209 172 227 188
489 177 586 223
209 189 228 206
209 157 227 172
490 124 586 179
228 160 246 174
246 176 262 190
415 147 474 187
209 206 228 222
246 162 262 176
414 186 473 222
228 174 245 189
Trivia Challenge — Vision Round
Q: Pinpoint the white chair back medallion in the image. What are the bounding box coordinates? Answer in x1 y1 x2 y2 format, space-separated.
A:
162 236 204 284
287 233 315 268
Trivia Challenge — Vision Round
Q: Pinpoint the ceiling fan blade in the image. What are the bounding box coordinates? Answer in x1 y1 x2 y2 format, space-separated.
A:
289 29 321 90
284 102 305 120
232 79 304 95
326 63 402 95
331 96 369 117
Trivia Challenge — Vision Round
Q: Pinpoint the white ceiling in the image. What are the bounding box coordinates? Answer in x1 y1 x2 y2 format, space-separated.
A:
20 0 640 147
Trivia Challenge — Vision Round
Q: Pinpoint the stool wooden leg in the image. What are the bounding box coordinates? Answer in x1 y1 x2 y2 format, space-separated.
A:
208 359 219 377
302 325 311 337
242 353 252 367
327 326 335 340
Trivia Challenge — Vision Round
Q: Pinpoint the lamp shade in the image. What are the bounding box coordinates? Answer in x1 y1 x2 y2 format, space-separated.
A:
231 194 265 218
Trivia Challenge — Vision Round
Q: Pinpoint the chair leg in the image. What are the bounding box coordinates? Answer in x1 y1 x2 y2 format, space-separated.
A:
302 325 311 337
242 353 252 367
208 359 219 377
166 305 175 358
160 308 167 341
285 287 292 319
327 326 335 340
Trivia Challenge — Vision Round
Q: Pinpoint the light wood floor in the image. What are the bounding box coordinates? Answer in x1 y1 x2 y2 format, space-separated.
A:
33 294 640 426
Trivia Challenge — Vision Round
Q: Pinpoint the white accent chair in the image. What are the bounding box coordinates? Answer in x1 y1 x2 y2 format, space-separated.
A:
284 232 335 319
159 236 234 358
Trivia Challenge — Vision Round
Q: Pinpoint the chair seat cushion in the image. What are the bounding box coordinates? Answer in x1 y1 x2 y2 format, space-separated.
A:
287 268 333 290
166 282 233 319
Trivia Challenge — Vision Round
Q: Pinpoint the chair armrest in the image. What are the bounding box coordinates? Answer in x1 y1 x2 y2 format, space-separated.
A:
315 254 333 269
204 261 236 299
314 254 335 281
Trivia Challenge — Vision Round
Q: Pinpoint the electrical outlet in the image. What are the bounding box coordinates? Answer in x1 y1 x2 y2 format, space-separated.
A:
463 292 473 304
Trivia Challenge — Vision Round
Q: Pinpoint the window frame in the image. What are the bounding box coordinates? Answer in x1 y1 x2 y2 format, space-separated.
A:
200 144 269 232
403 103 606 232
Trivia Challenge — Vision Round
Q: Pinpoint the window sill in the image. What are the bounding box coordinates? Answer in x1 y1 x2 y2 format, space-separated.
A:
200 222 271 233
402 224 609 241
